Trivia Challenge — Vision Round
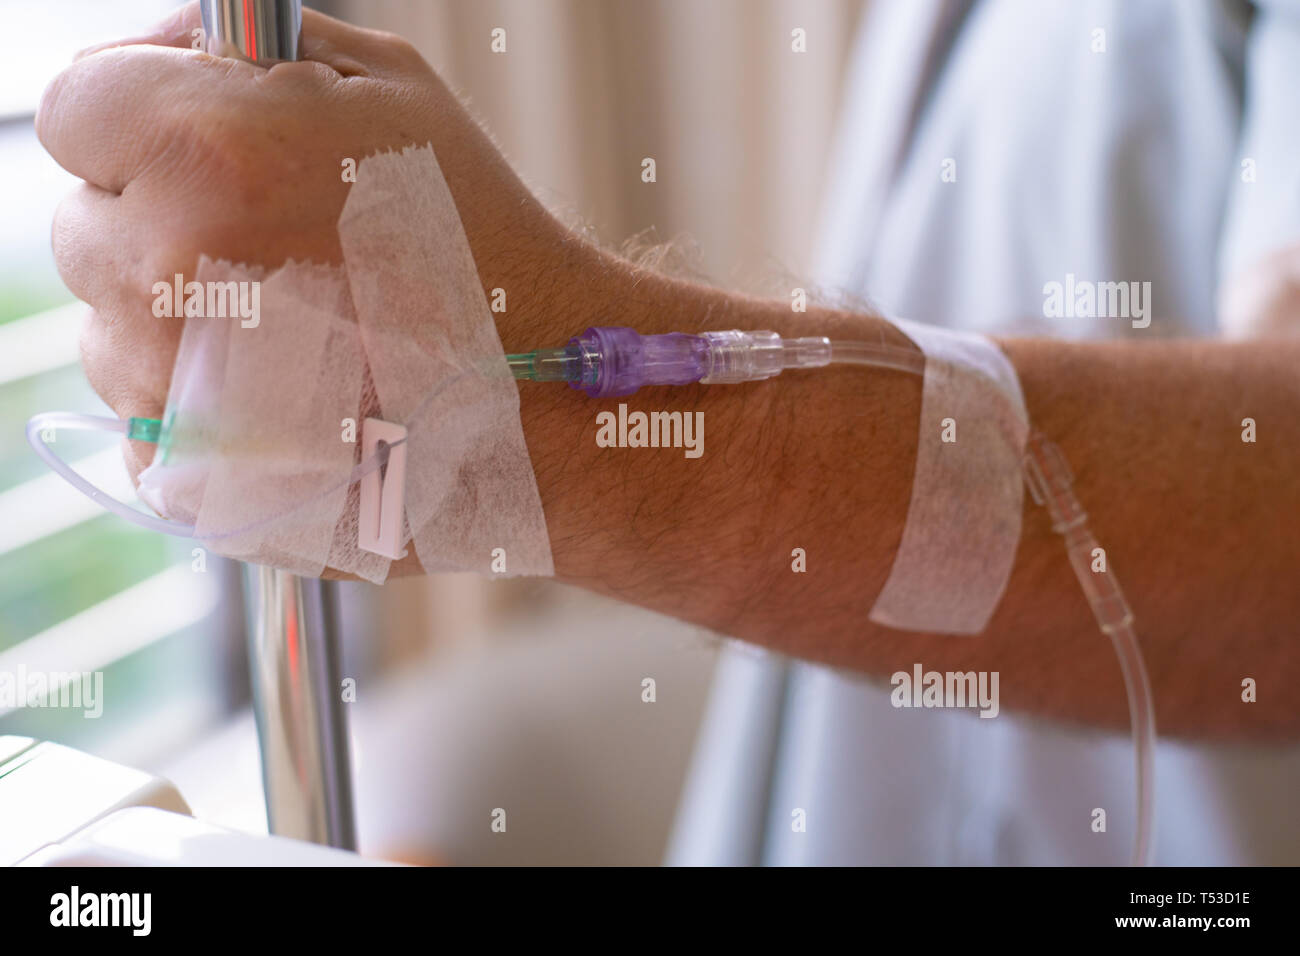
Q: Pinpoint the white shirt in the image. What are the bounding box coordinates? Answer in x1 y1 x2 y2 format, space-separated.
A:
668 0 1300 865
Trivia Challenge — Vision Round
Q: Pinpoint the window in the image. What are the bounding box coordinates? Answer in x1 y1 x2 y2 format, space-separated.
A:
0 0 245 772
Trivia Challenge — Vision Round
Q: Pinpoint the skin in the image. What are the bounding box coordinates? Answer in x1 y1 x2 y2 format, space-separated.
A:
38 4 1300 740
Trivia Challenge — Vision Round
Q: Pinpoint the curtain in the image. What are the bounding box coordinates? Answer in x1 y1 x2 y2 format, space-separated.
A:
335 0 863 281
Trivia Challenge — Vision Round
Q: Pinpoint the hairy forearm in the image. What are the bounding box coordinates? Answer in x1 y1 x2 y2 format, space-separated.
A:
59 7 1291 740
505 240 1300 741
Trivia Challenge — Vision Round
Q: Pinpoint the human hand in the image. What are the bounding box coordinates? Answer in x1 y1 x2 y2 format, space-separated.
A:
38 1 577 482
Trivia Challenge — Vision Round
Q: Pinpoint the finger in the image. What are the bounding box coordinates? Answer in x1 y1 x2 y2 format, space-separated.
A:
52 182 133 307
78 308 178 422
37 44 241 193
54 181 195 321
79 310 144 417
293 9 434 78
120 435 155 489
54 181 227 337
74 2 204 59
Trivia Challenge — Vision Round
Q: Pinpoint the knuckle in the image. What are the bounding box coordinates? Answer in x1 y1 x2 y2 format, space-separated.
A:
373 30 424 66
37 51 116 142
34 69 68 149
141 246 183 294
75 311 97 367
49 193 75 264
51 191 94 298
77 312 120 406
78 310 165 419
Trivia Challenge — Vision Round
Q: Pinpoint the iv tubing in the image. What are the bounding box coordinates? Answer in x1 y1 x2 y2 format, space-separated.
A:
25 412 196 536
24 410 401 544
828 338 927 376
830 337 1155 866
28 328 1155 864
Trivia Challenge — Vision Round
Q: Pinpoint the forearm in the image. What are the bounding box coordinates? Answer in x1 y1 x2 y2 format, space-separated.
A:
997 336 1300 739
50 5 1292 741
519 270 916 635
507 242 1300 741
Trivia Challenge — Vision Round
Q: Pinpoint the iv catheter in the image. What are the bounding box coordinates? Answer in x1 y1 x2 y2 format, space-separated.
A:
24 411 403 542
506 325 925 395
104 327 921 443
26 322 1156 866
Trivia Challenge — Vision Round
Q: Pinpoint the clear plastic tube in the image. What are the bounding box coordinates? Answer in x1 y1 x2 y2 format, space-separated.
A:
25 410 399 544
1106 619 1157 867
25 412 197 536
29 329 1156 864
506 327 928 395
831 341 1156 866
1023 428 1155 867
828 338 927 376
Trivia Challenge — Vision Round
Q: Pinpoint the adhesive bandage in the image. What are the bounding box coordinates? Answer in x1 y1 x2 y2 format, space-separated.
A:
136 144 554 582
868 317 1029 635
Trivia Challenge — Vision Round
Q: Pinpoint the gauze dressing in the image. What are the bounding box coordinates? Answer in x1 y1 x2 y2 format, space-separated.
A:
338 145 554 577
138 144 553 582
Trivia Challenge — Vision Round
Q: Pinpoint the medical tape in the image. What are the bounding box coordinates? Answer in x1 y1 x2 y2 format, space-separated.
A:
138 144 554 582
338 144 555 577
868 317 1029 634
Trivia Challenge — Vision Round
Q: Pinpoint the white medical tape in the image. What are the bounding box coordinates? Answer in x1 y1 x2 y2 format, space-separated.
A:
868 317 1029 634
138 144 554 582
339 144 554 577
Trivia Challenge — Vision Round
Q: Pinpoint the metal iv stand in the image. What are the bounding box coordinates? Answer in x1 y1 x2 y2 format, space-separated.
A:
200 0 357 851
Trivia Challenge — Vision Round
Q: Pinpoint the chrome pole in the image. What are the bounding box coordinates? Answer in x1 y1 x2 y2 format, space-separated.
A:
243 567 356 849
200 0 302 63
204 0 357 850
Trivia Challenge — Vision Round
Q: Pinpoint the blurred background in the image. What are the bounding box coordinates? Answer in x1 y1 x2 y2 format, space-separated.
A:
0 0 862 863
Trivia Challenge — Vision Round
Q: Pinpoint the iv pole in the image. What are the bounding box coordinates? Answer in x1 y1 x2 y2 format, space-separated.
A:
200 0 357 851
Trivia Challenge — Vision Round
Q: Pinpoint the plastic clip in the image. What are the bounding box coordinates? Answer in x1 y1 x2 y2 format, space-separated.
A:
358 417 408 560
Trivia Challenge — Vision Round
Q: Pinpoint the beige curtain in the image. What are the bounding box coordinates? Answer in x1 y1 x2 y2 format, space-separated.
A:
337 0 863 280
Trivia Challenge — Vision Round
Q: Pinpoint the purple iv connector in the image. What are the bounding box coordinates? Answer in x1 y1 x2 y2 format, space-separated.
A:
509 326 834 398
571 326 709 396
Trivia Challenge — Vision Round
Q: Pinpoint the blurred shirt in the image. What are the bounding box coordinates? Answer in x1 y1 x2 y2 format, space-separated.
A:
668 0 1300 865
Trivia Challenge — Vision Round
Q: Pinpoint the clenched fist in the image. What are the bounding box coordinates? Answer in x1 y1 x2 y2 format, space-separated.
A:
37 1 584 482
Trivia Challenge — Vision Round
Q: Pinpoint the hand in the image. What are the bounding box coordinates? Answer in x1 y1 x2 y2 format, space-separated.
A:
37 1 578 482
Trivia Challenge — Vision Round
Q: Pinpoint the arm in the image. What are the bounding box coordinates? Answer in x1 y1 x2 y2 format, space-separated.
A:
42 4 1299 741
494 240 1300 742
